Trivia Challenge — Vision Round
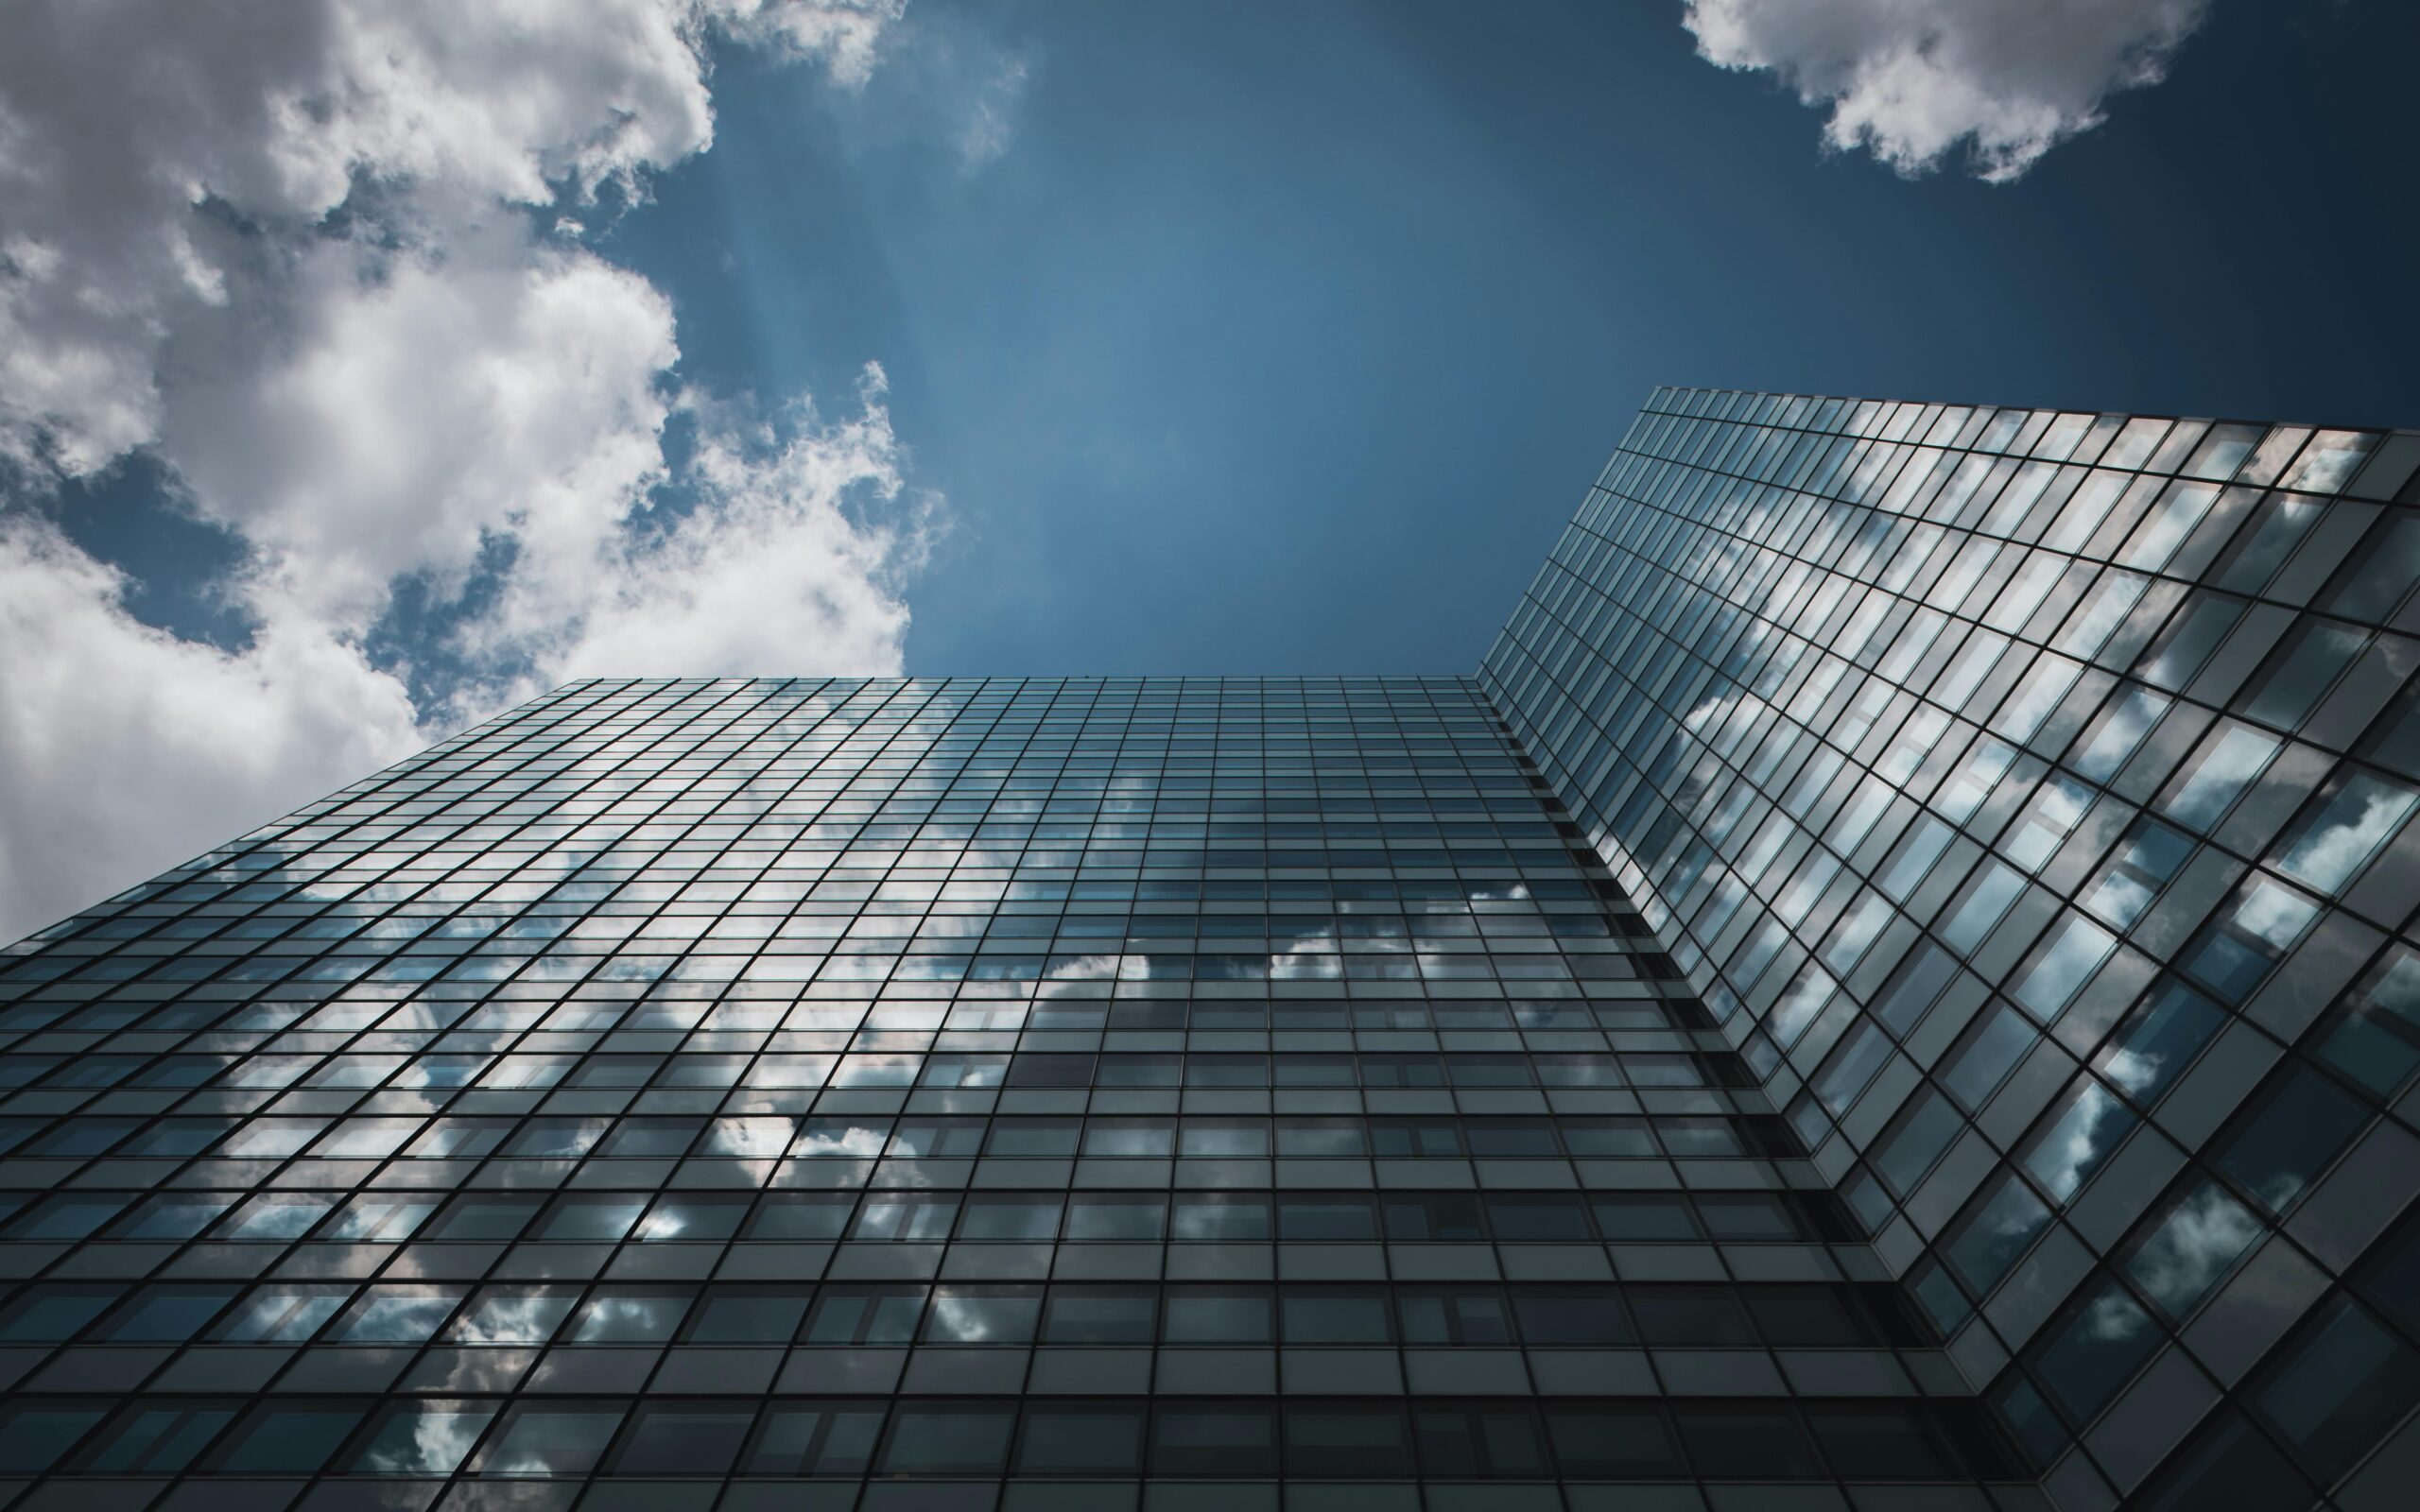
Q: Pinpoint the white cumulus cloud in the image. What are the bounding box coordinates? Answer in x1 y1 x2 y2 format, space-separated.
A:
1683 0 2209 181
475 365 936 700
0 0 944 941
0 516 423 936
162 237 683 629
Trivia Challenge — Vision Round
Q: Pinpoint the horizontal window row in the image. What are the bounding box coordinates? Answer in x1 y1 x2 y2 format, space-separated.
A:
2 990 1695 1040
22 879 1625 956
10 940 1668 993
0 1394 2022 1483
0 1112 1789 1166
3 1187 1853 1249
0 1049 1744 1099
32 904 1634 964
0 1279 1928 1350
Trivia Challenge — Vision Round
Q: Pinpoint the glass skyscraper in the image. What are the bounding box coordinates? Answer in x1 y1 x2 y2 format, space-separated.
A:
2 390 2416 1512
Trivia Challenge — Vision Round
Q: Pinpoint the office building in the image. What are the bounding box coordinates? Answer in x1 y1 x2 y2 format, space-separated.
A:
2 388 2415 1510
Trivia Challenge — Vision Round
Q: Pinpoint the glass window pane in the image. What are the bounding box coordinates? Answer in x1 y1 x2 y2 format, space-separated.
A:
470 1402 627 1477
2250 1297 2420 1481
2211 1064 2370 1215
2272 772 2417 895
2120 1177 2261 1320
2030 1279 2159 1424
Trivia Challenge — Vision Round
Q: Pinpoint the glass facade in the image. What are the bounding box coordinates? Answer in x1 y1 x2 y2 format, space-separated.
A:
0 388 2411 1512
1484 387 2420 1509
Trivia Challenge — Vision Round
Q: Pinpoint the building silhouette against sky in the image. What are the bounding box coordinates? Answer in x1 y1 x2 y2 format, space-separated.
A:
2 388 2417 1510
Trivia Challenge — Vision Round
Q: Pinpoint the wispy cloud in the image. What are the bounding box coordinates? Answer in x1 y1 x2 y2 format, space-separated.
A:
959 53 1035 171
1683 0 2210 181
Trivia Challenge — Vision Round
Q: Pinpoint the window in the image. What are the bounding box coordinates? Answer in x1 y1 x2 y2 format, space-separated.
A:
2094 980 2222 1107
852 1194 959 1241
207 1284 348 1343
1805 1403 1958 1480
686 1287 811 1343
1382 1193 1485 1242
1413 1404 1549 1477
2013 915 2117 1022
2004 775 2093 870
1015 1404 1147 1477
803 1287 924 1345
637 1193 751 1242
1163 1290 1272 1345
469 1401 627 1477
2119 1177 2259 1321
2314 945 2420 1097
1511 1286 1633 1347
1943 862 2025 952
343 1400 499 1476
2249 1297 2420 1482
2270 771 2417 895
1673 1403 1824 1479
422 1194 541 1242
1282 1289 1392 1344
1150 1404 1278 1477
533 1194 647 1242
1592 1194 1699 1241
2157 725 2279 833
1942 1172 2051 1296
0 1403 108 1474
2080 819 2192 929
2019 1078 2137 1203
1277 1196 1375 1242
2029 1278 2160 1425
1396 1288 1512 1346
91 1284 236 1343
1039 1287 1153 1345
1632 1286 1756 1345
565 1287 689 1343
203 1402 369 1474
2071 685 2169 782
605 1402 756 1474
1285 1403 1412 1478
1873 1090 1962 1196
1543 1404 1684 1477
2179 877 2318 1003
958 1195 1063 1242
1171 1195 1270 1241
447 1286 575 1344
2135 1408 2312 1512
1942 1005 2034 1110
70 1400 236 1474
743 1193 855 1241
1487 1194 1593 1242
2211 1063 2369 1215
1746 1287 1874 1347
741 1401 885 1477
330 1285 462 1344
1066 1194 1167 1241
2241 620 2367 731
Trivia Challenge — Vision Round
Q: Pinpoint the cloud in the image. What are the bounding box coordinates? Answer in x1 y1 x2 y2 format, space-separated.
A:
0 514 422 937
0 0 933 941
162 236 682 629
475 364 936 698
1683 0 2209 181
0 0 890 474
959 53 1034 170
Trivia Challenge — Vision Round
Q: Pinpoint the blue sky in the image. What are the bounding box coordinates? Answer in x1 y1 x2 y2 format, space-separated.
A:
615 0 2420 676
0 0 2415 935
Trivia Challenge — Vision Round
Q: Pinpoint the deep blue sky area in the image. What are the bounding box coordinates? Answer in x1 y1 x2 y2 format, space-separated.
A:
609 1 2416 677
